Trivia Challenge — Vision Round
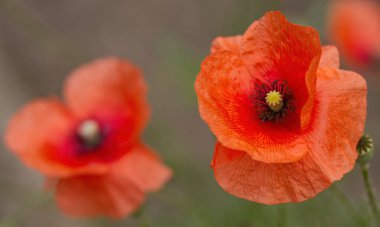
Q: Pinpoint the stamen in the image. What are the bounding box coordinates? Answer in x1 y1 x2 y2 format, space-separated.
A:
77 119 102 149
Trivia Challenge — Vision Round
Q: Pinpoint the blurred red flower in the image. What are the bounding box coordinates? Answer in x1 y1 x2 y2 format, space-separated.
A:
327 0 380 68
195 12 367 204
5 58 172 218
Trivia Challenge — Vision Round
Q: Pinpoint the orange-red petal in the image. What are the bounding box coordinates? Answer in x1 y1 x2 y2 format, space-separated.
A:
320 46 340 68
213 143 331 204
56 175 145 218
112 142 172 192
242 11 321 130
64 57 150 137
4 99 109 177
212 68 366 204
211 35 242 54
55 143 171 218
195 50 309 163
196 12 328 163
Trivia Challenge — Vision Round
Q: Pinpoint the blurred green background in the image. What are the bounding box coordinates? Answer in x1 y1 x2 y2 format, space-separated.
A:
0 0 379 226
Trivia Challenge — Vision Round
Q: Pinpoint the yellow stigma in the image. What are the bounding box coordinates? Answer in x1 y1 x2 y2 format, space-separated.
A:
265 90 283 112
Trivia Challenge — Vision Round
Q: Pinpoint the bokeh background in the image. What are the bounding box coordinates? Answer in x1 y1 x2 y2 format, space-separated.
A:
0 0 379 226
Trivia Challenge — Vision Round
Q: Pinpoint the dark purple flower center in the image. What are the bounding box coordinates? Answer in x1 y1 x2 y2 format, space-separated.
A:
252 80 294 122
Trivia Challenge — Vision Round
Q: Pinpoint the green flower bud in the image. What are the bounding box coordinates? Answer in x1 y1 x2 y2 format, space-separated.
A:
356 134 374 165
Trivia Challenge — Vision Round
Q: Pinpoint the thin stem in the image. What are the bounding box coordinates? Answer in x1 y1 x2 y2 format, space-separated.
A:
277 204 287 227
361 163 380 225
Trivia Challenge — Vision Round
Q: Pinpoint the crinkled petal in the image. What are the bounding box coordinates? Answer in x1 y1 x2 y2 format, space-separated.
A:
242 11 321 130
195 51 309 163
64 57 150 137
56 175 144 218
212 68 366 204
212 143 330 204
4 99 108 177
211 35 242 54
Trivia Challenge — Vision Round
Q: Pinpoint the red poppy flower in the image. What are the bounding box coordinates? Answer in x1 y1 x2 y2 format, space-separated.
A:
327 0 380 67
5 57 172 218
195 12 367 204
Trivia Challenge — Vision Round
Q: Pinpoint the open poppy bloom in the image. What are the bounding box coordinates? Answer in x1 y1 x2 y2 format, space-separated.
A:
195 12 367 204
5 58 172 218
327 0 380 67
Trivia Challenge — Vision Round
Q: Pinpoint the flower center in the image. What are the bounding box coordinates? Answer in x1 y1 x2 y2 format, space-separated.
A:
265 90 283 112
252 80 294 122
77 119 102 150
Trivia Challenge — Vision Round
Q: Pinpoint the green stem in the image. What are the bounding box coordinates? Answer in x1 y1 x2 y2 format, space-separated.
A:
361 163 380 225
277 204 287 227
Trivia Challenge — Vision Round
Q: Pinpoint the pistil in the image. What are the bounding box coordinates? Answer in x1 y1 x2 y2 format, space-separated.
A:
265 90 283 112
77 119 102 149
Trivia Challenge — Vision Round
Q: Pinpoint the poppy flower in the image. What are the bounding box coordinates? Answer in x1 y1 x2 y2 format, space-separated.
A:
195 12 367 204
327 0 380 68
4 57 172 218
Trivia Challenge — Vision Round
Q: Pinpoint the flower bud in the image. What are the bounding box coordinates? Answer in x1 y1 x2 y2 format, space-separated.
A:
356 134 374 165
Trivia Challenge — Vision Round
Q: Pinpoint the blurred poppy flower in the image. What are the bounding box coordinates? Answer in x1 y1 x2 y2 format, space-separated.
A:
5 58 172 218
195 12 367 204
327 0 380 68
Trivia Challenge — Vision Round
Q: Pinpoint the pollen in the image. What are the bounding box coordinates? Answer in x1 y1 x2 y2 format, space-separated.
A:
265 90 283 112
